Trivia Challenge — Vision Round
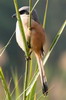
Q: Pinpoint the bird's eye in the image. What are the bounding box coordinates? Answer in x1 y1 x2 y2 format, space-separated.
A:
19 10 29 15
12 10 29 18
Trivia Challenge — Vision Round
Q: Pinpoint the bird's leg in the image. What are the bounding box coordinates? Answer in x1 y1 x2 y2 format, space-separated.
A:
25 40 32 61
27 34 32 49
29 50 32 56
27 41 31 49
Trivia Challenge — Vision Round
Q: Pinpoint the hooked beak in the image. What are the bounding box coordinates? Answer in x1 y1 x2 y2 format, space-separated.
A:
12 13 16 18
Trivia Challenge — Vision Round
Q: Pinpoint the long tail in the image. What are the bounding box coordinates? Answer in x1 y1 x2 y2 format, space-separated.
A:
36 54 48 95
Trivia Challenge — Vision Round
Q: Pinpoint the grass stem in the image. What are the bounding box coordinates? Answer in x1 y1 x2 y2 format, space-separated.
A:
23 60 30 100
43 0 48 28
0 67 11 100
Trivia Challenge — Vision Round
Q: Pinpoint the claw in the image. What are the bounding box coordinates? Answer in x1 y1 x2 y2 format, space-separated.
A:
25 56 31 61
27 41 31 49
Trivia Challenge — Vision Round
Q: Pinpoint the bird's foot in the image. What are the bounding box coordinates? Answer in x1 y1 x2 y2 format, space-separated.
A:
27 41 31 49
25 56 31 61
25 50 32 61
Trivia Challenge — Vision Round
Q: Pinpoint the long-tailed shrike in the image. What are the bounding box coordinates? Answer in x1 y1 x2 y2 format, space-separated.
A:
13 6 48 95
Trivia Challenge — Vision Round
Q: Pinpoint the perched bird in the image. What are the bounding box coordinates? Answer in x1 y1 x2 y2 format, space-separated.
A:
13 6 48 95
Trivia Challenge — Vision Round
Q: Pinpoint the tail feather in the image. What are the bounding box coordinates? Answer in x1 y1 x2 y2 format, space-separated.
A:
36 54 48 95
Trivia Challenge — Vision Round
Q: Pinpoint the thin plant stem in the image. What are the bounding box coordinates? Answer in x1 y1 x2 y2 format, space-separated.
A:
29 0 32 29
0 31 15 57
23 1 33 100
34 94 37 100
23 60 30 100
0 67 11 100
30 0 40 14
11 75 23 96
43 0 48 28
43 20 66 65
23 0 32 100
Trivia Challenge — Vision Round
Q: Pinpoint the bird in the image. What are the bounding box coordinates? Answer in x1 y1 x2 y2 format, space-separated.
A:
13 6 48 95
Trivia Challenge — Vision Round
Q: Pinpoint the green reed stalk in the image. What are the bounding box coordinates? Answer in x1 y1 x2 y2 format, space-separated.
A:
43 0 48 28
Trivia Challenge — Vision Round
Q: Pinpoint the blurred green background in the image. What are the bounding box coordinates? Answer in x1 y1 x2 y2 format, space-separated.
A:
0 0 66 100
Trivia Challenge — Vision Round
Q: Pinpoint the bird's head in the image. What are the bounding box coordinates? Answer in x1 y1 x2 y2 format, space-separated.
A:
12 6 39 23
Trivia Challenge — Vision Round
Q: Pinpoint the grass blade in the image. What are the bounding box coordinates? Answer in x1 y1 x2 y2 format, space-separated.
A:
11 70 20 99
30 0 40 14
0 31 15 57
0 67 11 100
29 83 36 100
43 20 66 65
26 69 39 96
